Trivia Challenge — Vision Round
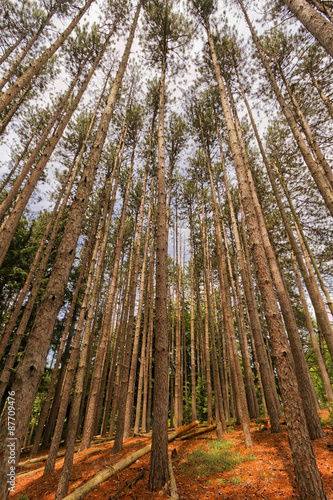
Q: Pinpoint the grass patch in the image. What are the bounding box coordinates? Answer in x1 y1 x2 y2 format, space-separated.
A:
182 440 256 477
216 475 243 485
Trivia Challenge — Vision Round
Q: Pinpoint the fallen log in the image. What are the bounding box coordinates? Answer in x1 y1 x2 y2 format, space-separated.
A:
177 424 216 441
168 456 179 500
63 420 199 500
17 447 102 478
19 448 76 467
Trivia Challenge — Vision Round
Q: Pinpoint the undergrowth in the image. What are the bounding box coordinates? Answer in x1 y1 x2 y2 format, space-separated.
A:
182 440 256 477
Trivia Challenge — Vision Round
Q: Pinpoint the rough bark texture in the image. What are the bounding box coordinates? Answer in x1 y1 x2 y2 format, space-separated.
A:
226 79 324 440
205 14 327 499
124 178 154 438
282 0 333 56
148 52 170 491
0 4 141 497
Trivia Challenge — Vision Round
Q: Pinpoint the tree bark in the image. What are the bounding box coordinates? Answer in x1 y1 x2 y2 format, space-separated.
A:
237 0 333 217
148 49 169 490
205 13 327 499
123 179 154 438
281 0 333 56
0 0 95 114
0 4 141 495
226 77 324 440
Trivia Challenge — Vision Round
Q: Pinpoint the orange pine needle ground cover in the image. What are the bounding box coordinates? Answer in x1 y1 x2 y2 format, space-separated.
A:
12 411 333 500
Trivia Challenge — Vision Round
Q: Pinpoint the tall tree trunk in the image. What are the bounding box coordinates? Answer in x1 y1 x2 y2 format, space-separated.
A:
0 4 141 494
0 29 115 265
133 233 154 435
226 78 324 440
189 215 197 422
221 218 260 419
0 0 96 114
204 14 327 498
197 117 252 445
148 48 169 490
195 187 213 423
174 205 182 428
124 179 154 438
141 243 155 434
237 0 333 217
281 0 333 56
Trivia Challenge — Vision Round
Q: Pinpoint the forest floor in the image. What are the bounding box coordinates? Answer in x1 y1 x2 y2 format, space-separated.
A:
12 410 333 500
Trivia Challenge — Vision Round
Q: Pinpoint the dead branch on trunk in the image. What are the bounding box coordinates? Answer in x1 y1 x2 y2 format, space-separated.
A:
168 455 179 500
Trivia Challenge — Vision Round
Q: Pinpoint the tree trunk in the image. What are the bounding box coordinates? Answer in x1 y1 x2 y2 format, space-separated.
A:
0 0 95 114
237 0 333 216
0 4 141 494
205 14 327 498
281 0 333 56
148 49 169 490
197 118 252 445
189 218 197 422
124 180 154 439
0 29 115 265
226 77 324 440
221 218 260 419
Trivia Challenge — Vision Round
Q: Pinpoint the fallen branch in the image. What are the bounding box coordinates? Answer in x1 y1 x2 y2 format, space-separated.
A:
63 420 199 500
17 447 102 478
19 448 77 467
109 471 145 499
177 424 216 441
168 455 179 500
